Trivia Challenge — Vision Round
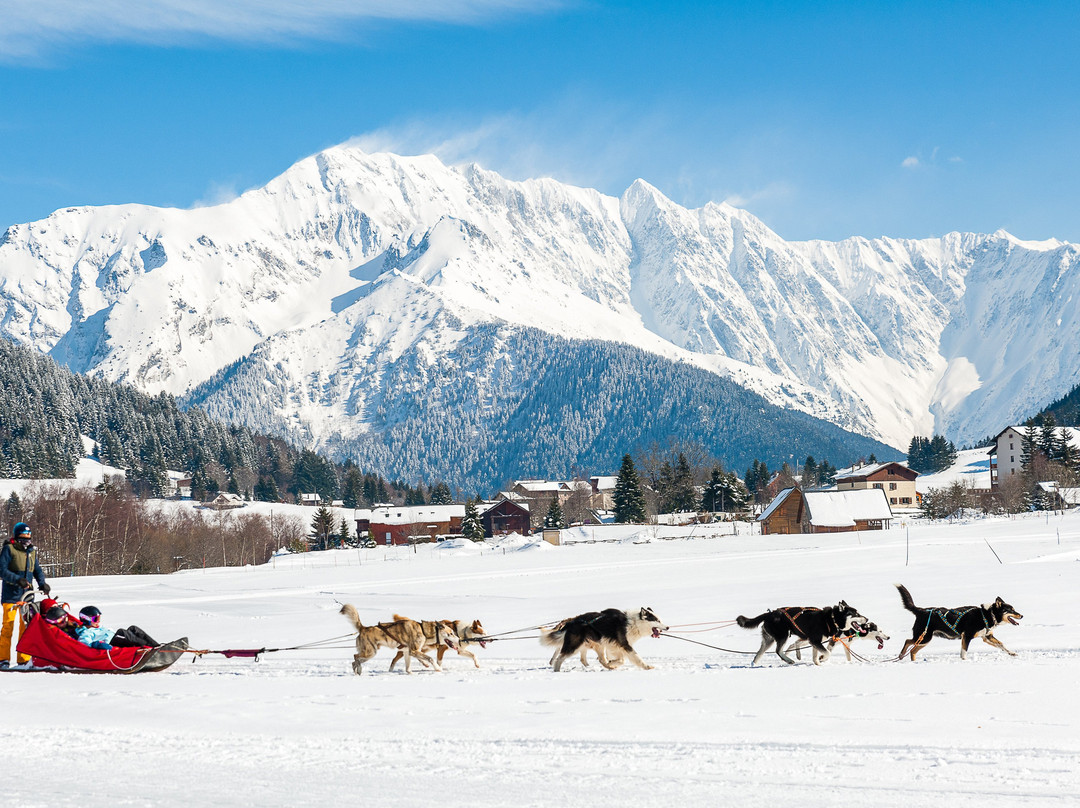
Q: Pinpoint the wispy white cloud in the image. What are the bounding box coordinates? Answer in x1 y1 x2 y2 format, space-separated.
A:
901 156 920 169
345 104 672 196
1 0 562 62
722 181 796 210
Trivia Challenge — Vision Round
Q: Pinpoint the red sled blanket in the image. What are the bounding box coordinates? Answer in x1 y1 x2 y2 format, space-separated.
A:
17 616 151 672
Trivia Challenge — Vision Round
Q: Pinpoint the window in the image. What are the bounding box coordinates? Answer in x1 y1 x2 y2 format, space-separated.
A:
900 497 912 504
890 497 897 504
873 483 883 489
1010 456 1014 463
889 483 897 490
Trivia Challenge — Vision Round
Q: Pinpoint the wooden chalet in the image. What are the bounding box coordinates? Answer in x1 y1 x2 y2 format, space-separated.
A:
758 487 893 535
480 498 531 537
833 461 919 508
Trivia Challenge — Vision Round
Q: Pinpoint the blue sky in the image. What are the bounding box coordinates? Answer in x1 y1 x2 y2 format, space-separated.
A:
2 0 1078 242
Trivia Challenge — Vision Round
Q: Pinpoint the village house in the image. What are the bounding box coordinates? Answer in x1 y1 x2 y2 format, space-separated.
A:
206 492 245 511
480 498 531 537
353 504 465 546
589 476 618 509
988 425 1080 487
300 493 322 506
833 461 919 508
758 487 893 535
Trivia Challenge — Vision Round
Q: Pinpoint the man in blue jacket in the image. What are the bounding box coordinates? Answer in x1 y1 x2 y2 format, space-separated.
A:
1 522 50 666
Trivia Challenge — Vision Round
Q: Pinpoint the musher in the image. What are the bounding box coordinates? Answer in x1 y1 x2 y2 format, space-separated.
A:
1 522 50 667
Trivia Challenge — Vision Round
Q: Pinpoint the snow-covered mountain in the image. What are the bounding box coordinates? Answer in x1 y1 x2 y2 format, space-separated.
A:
1 146 1077 480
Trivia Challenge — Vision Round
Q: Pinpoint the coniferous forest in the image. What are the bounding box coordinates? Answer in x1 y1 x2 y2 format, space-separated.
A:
0 338 427 507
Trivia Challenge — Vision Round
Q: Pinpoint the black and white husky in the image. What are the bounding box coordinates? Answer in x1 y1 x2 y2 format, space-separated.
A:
737 601 867 665
540 607 668 672
896 584 1022 660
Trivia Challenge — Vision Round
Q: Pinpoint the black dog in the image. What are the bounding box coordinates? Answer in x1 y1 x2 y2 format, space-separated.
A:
737 601 867 665
896 584 1022 661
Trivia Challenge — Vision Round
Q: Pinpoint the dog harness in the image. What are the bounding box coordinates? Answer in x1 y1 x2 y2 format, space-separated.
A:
918 607 989 641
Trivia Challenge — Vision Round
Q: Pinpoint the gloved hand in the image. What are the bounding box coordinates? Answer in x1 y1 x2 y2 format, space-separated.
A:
39 583 51 595
90 641 113 650
19 579 31 589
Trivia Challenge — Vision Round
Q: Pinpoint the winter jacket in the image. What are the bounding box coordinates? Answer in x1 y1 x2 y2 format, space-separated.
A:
74 624 114 647
0 540 46 604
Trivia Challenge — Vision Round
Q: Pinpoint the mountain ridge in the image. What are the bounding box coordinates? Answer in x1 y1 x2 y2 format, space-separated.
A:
1 144 1077 483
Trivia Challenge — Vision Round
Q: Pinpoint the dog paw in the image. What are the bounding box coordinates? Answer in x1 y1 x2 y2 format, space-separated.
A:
642 664 654 670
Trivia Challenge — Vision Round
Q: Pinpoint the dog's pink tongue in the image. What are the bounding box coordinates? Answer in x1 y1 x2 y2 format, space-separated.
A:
877 639 885 650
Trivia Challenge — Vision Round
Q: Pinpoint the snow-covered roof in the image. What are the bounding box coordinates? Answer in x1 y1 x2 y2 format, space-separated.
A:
513 480 570 493
803 489 893 527
363 504 465 525
591 476 618 491
834 461 912 481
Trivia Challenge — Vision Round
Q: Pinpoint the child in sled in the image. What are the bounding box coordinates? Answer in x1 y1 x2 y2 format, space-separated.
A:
74 606 159 650
42 605 81 640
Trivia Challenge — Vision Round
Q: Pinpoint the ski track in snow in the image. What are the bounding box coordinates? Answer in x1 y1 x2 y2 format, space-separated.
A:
5 510 1080 806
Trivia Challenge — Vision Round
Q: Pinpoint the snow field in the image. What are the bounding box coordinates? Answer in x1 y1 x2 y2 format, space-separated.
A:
3 510 1079 807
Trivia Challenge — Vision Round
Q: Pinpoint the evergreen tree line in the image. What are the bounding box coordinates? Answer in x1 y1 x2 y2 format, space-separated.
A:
0 337 452 507
742 455 840 505
611 453 750 524
1039 381 1080 430
906 435 958 474
1020 413 1080 474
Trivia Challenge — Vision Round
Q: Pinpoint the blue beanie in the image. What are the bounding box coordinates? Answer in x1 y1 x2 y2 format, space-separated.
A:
12 522 30 537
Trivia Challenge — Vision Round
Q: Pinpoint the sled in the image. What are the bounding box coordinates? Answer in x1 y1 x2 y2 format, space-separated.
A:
8 614 188 674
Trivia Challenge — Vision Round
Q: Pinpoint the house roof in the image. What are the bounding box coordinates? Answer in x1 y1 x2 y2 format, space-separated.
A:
590 476 618 490
480 499 530 516
757 487 797 522
833 461 915 481
1036 482 1080 505
803 489 893 526
361 504 465 525
513 480 571 493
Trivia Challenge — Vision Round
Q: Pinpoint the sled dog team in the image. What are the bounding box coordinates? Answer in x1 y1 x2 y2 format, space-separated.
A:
339 584 1023 674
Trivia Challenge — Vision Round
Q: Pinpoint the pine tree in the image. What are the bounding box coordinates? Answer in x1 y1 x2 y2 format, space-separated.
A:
338 517 352 548
341 467 364 509
429 481 452 505
670 453 697 512
462 497 485 540
253 475 280 503
544 497 566 529
310 506 336 551
701 466 724 511
613 454 647 524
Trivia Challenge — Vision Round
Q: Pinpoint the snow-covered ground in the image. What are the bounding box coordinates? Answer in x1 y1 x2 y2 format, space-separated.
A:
917 447 993 493
3 508 1077 806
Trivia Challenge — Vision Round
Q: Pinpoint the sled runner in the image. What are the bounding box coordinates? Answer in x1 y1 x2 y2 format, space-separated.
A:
6 612 188 674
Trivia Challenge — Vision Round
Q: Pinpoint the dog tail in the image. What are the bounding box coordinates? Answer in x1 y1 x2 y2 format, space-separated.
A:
391 613 411 622
539 627 565 648
339 603 364 630
895 584 917 614
736 612 767 629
